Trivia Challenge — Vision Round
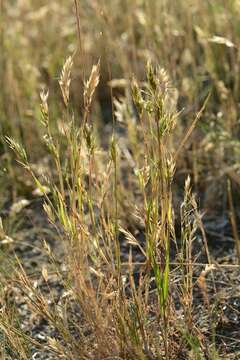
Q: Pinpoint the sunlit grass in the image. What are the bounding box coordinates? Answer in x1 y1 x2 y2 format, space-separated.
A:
1 1 240 359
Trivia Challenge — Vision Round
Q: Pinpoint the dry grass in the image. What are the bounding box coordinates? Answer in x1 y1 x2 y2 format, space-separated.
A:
1 1 240 359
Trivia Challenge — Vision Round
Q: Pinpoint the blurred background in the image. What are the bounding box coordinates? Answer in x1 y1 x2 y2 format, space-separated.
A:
1 0 240 214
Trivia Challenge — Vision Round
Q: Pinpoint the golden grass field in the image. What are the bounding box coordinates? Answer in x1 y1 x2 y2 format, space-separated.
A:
1 1 240 359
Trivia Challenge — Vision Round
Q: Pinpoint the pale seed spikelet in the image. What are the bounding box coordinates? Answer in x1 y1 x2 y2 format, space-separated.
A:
5 136 28 163
157 67 178 116
9 199 30 217
40 88 49 127
146 60 157 91
158 67 170 96
131 78 144 116
83 123 95 153
166 155 175 182
84 60 100 110
185 175 191 194
114 97 134 124
59 55 73 107
43 202 55 224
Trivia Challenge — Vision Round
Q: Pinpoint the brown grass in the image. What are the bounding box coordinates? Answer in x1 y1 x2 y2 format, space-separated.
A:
1 1 240 359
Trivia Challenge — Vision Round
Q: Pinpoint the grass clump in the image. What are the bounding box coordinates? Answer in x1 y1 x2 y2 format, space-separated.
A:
3 58 211 359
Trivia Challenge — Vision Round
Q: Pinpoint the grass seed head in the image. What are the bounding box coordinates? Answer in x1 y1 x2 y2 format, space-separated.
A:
59 55 74 107
40 88 49 127
84 60 100 110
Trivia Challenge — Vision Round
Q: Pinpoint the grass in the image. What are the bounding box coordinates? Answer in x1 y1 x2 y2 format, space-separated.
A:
1 1 240 359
